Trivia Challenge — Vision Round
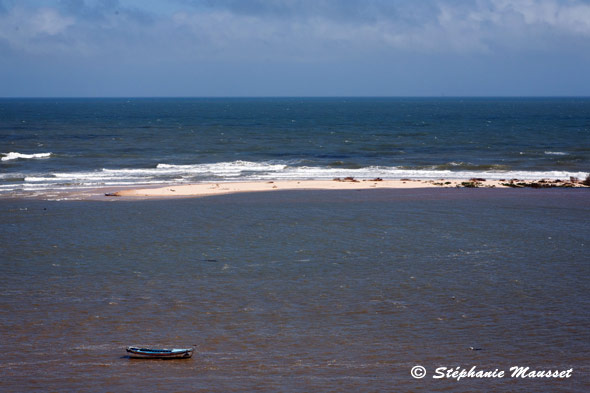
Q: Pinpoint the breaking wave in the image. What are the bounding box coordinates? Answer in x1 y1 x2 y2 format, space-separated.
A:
400 162 511 171
2 160 588 194
1 152 52 161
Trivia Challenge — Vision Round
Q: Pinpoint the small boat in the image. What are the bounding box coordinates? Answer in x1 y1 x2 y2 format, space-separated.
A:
126 346 194 359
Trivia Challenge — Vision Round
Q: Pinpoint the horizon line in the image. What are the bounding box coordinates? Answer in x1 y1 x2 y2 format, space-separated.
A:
1 95 590 99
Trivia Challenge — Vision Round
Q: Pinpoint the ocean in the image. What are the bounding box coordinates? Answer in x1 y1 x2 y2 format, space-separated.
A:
1 98 589 392
1 97 589 195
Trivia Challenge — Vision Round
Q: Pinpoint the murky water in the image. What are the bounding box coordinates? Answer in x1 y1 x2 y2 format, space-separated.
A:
1 189 589 392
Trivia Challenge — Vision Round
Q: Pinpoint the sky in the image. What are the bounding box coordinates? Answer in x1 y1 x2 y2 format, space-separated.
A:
1 0 589 97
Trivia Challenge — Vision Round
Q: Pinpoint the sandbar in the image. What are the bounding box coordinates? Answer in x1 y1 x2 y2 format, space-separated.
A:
103 178 587 199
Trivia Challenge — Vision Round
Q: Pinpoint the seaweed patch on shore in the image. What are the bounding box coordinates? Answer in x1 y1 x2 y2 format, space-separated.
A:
500 175 590 189
458 178 491 188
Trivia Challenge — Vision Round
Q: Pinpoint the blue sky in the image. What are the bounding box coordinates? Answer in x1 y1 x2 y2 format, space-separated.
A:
1 0 589 96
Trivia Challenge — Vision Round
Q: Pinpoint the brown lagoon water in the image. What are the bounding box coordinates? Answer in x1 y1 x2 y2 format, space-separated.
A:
1 188 589 392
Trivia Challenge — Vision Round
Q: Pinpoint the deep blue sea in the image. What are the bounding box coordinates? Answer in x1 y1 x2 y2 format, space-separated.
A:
1 97 589 195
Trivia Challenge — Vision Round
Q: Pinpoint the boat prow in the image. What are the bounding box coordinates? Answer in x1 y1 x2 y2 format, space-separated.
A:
126 346 194 359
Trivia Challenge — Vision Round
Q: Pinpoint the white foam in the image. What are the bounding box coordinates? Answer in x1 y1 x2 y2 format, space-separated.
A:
544 151 569 155
2 160 588 194
0 173 26 180
156 160 288 176
252 166 588 181
1 152 52 161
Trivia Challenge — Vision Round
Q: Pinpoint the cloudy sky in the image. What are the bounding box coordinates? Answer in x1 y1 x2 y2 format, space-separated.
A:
1 0 589 96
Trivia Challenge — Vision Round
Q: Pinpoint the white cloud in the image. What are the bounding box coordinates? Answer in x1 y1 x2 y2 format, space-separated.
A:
0 6 74 54
2 0 589 96
165 0 590 59
491 0 590 34
30 8 74 35
2 0 590 59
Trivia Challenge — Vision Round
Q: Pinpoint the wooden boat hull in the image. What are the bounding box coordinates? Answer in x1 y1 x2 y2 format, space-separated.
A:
126 346 193 359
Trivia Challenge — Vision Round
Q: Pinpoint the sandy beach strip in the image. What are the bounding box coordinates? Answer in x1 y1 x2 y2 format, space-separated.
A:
5 177 583 200
108 179 427 197
105 178 566 198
